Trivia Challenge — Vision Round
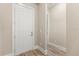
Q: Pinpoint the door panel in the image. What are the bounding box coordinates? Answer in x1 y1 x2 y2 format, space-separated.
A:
14 4 34 54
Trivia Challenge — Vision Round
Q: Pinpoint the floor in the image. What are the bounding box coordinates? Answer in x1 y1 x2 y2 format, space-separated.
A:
47 44 66 56
17 46 66 56
47 48 66 56
18 49 45 56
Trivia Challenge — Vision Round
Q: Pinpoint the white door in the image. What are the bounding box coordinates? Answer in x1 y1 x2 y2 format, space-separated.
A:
14 4 35 54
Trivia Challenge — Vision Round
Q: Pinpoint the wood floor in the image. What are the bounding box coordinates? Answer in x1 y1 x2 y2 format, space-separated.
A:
18 49 45 56
17 47 66 56
47 48 66 56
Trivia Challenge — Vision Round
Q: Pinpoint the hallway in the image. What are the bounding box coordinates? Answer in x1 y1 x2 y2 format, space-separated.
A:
0 3 79 56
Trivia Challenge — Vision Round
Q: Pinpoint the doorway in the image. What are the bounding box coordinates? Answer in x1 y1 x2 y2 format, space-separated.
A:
12 4 35 55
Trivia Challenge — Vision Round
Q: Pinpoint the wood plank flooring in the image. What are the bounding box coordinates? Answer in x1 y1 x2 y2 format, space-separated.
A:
47 48 66 56
17 47 66 56
18 49 45 56
47 44 66 56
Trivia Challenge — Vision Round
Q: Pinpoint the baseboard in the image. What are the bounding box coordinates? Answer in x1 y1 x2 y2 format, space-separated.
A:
9 45 47 56
38 46 46 55
33 45 39 50
34 45 47 55
48 42 66 52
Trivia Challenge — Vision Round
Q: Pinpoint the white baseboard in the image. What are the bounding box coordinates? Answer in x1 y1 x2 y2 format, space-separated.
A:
34 45 47 55
8 45 46 56
48 42 66 52
38 46 46 55
33 45 39 50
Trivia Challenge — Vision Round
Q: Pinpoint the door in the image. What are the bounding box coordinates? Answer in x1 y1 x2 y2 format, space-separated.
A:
14 4 35 54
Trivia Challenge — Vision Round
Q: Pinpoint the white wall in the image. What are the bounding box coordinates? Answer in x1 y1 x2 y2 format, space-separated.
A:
48 4 66 50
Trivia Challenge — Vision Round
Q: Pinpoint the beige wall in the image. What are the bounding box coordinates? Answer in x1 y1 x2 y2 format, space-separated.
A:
34 4 39 46
37 4 46 50
48 4 66 49
0 13 3 55
0 3 12 55
67 3 79 56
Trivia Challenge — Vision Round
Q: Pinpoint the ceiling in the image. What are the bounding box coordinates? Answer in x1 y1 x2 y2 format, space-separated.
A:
47 3 57 9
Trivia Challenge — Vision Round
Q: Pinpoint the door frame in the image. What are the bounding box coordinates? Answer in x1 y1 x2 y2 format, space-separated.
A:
12 3 36 55
44 3 49 55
